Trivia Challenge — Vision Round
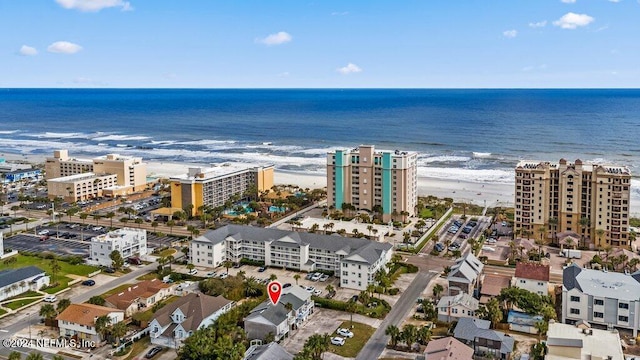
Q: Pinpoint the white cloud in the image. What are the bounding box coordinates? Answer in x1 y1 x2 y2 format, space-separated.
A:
522 64 548 72
553 12 594 29
609 0 620 3
529 20 547 28
503 30 518 38
18 45 38 56
561 0 576 3
277 72 290 78
337 63 362 75
73 77 108 86
47 41 83 54
256 31 292 46
55 0 133 12
331 11 349 16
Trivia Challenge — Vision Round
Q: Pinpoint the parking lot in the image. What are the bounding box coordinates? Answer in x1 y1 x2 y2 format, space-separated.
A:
434 215 492 255
3 233 90 257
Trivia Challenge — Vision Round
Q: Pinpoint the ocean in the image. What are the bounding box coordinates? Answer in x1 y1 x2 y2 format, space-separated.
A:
1 88 639 192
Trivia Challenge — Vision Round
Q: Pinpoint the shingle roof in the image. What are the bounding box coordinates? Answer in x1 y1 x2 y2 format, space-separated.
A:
152 293 232 332
56 303 122 327
481 274 511 297
197 225 392 265
515 262 550 282
448 253 483 283
244 342 294 360
246 285 311 326
454 318 514 355
563 263 583 292
437 293 479 311
423 337 474 360
0 266 46 289
104 279 171 310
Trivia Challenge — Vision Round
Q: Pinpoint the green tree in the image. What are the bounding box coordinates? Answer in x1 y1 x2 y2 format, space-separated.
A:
25 354 44 360
417 326 432 345
480 298 503 329
8 351 22 360
88 296 106 306
110 321 128 346
345 300 357 329
109 250 124 271
166 220 176 235
95 315 112 342
39 303 57 326
401 324 418 351
293 274 301 285
385 325 401 349
93 214 101 225
223 260 233 273
534 320 548 340
56 298 71 313
49 256 61 285
432 284 444 300
105 211 115 228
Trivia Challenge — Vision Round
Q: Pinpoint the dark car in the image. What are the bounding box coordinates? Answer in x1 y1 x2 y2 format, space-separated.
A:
82 279 96 286
104 267 116 273
257 267 266 272
127 257 142 265
145 346 163 359
282 283 292 288
434 243 445 252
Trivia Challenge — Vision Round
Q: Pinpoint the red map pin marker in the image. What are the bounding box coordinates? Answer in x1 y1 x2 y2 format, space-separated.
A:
267 281 282 306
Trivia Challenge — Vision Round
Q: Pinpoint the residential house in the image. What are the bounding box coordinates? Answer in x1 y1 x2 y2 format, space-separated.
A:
453 318 514 360
437 293 479 322
244 285 315 341
190 225 393 291
514 262 550 296
507 310 543 334
417 336 473 360
479 274 510 304
56 303 125 343
448 253 483 296
562 263 640 336
0 266 49 302
148 293 233 348
243 342 294 360
545 320 624 360
104 279 173 317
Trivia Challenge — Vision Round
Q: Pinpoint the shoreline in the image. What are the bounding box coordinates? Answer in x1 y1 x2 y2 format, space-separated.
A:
3 152 640 216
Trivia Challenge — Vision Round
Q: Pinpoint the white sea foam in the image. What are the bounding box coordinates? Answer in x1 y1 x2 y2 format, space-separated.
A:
28 132 87 139
296 147 343 155
419 155 471 164
417 167 513 184
93 134 151 141
0 130 19 134
148 140 178 146
472 152 492 158
177 139 237 146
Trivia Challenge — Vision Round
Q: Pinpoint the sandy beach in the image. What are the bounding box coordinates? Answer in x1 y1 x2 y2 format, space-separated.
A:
4 152 640 216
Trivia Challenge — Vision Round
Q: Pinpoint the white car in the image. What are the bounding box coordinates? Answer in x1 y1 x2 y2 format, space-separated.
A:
311 273 322 281
206 272 217 278
43 295 57 303
305 286 315 293
336 328 354 338
313 290 322 296
219 272 228 279
319 274 330 282
331 337 345 346
188 268 198 275
37 230 49 235
486 239 497 244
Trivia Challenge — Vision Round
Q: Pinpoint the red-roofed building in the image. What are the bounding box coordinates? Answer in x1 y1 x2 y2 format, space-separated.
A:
422 336 473 360
514 262 550 296
104 279 173 317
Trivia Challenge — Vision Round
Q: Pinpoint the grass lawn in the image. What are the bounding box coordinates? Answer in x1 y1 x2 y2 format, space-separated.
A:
0 308 7 316
136 273 160 281
0 254 99 277
328 321 375 358
4 297 40 310
43 276 73 294
419 208 434 218
157 248 176 257
123 337 153 360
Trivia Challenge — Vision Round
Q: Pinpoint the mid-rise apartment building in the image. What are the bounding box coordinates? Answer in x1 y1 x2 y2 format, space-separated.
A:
190 225 393 290
562 263 640 336
46 150 148 202
89 228 147 267
327 145 418 222
515 159 631 247
170 164 274 217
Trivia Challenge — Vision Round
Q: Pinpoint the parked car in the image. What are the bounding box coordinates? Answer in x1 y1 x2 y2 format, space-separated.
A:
92 226 103 231
311 273 322 281
337 328 354 338
313 289 322 296
319 274 330 282
486 238 497 244
145 346 163 359
305 286 316 293
104 267 116 273
305 273 314 280
331 337 345 346
82 279 96 286
282 283 292 288
127 257 142 265
37 230 49 235
257 267 266 272
188 268 198 275
434 243 445 252
43 295 57 302
219 272 228 279
206 272 217 278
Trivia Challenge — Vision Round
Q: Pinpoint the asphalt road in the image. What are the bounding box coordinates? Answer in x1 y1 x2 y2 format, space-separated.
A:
355 271 437 360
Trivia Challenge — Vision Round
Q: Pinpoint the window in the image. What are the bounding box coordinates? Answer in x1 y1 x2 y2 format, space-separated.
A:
570 308 580 315
570 296 580 302
342 279 348 284
538 282 544 286
520 279 525 284
452 308 458 314
594 299 604 306
619 303 629 309
619 315 629 322
594 312 604 318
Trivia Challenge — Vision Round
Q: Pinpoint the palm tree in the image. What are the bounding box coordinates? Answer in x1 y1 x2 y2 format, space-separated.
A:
57 298 71 313
8 351 22 360
432 284 444 300
596 229 605 253
50 256 61 285
401 324 418 351
110 321 128 346
39 304 57 327
222 260 233 273
293 274 301 285
534 320 548 340
385 325 401 349
325 284 335 296
25 354 44 360
269 273 277 281
579 217 590 248
244 277 262 297
105 211 115 228
95 315 112 342
93 214 101 225
549 217 558 245
417 326 432 345
345 301 357 329
166 220 176 235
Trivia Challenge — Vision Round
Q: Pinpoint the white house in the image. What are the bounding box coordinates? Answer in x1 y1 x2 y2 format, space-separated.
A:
448 253 483 296
149 293 233 348
190 225 393 291
244 285 315 342
104 279 174 317
56 303 124 343
514 262 549 296
437 293 479 322
89 228 147 267
562 263 640 336
0 266 50 302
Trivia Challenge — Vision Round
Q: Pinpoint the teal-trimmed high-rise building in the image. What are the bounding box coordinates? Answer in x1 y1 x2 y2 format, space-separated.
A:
327 145 418 222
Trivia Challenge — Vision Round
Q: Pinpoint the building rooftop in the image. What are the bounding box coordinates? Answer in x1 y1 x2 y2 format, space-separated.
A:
516 160 630 175
423 337 473 360
454 318 514 355
448 253 483 284
92 227 146 243
246 285 311 326
47 172 106 182
480 274 511 298
437 293 479 310
193 225 392 265
0 266 46 289
546 321 624 360
152 293 232 333
243 342 294 360
563 263 640 301
56 303 122 327
515 262 550 282
170 163 273 181
105 279 171 310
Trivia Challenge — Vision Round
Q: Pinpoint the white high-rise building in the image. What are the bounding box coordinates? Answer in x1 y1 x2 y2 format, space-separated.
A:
89 228 147 267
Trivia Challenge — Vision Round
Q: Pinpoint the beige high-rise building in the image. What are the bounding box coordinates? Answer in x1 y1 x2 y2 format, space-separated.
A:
327 145 418 222
45 150 148 202
515 159 631 248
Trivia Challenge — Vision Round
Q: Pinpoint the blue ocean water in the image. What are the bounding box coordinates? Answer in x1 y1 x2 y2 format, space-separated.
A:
0 88 639 185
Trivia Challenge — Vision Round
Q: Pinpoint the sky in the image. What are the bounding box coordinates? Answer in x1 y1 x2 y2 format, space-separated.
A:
1 0 639 88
